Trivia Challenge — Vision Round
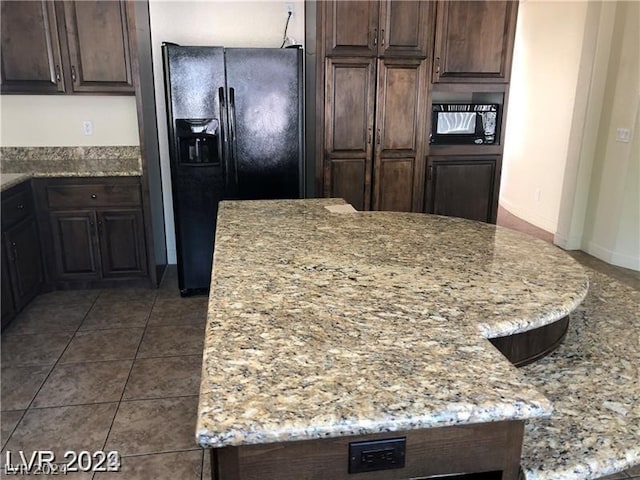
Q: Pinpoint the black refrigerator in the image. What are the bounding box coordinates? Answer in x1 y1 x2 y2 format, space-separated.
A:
162 44 303 296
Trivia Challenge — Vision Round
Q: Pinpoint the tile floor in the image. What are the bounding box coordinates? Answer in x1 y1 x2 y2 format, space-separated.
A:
1 208 638 479
1 267 211 479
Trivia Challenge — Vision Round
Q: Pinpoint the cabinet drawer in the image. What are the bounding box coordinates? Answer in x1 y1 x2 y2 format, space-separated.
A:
2 189 33 228
46 184 141 209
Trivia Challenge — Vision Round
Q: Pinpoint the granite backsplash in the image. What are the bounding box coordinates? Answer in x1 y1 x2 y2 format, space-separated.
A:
0 146 141 177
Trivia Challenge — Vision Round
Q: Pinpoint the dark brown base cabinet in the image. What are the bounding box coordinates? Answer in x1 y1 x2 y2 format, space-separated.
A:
425 156 501 224
1 182 44 329
35 177 148 289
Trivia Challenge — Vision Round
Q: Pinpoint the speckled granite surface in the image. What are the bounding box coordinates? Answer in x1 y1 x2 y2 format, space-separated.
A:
197 199 589 449
0 146 141 176
0 173 31 192
521 268 640 480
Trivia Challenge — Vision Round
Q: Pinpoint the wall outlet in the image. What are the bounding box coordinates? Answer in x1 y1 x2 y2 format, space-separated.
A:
82 120 94 136
534 188 541 202
615 128 631 143
285 2 294 17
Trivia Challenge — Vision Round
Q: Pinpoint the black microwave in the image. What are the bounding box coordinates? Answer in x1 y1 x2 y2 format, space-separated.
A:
430 104 499 145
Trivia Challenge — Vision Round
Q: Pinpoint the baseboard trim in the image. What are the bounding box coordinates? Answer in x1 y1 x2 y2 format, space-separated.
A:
553 233 583 250
499 197 557 234
584 241 640 271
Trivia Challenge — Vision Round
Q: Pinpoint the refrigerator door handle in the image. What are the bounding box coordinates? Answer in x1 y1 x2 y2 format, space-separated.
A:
218 87 231 189
229 87 239 187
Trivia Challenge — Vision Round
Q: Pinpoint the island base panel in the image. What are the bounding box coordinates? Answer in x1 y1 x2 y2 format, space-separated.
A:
489 316 570 368
210 420 524 480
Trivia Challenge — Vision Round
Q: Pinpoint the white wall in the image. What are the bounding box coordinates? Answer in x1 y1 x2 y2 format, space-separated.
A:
0 95 139 146
581 1 640 270
149 0 304 263
504 0 639 271
501 1 589 233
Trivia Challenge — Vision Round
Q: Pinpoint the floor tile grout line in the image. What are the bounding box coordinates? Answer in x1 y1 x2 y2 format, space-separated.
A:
118 447 205 459
201 448 206 480
1 291 102 451
120 394 199 404
25 393 200 410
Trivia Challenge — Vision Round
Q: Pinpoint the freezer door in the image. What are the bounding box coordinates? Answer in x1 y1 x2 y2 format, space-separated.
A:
163 45 228 295
224 48 303 200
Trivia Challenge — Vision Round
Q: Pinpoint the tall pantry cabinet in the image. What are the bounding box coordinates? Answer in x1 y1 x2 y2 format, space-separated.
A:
320 1 434 212
313 1 518 222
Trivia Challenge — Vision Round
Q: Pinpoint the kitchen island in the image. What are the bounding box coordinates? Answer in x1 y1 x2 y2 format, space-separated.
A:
197 199 589 479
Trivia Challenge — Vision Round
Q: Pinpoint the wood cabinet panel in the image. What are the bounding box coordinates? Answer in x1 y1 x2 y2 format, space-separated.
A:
315 0 516 219
1 0 133 94
1 246 16 328
325 1 379 57
97 209 147 277
50 210 100 278
216 421 524 480
373 58 427 212
2 188 33 227
4 218 44 311
379 1 434 58
328 159 367 211
433 1 517 83
375 159 414 212
324 57 376 209
0 1 65 93
34 177 150 288
63 1 133 92
426 156 501 223
1 182 44 326
46 183 141 209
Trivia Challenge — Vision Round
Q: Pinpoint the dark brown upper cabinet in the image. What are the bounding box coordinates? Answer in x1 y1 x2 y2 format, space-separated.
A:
325 1 434 58
0 0 133 94
62 1 133 93
433 1 518 83
0 1 66 93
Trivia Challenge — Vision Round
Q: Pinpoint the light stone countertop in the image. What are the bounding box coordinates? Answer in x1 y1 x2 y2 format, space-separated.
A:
197 199 589 449
0 173 31 192
0 146 141 178
521 268 640 480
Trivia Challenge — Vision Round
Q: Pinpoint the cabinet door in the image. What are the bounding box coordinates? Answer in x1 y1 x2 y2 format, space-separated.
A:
379 1 435 58
425 156 501 223
1 244 17 329
433 1 517 83
323 58 376 210
97 209 147 278
50 210 100 279
0 1 66 93
372 58 428 212
324 1 380 57
62 1 133 93
4 218 44 311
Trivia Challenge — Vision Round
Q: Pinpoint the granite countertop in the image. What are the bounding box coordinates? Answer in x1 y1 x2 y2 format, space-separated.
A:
0 173 32 192
0 146 141 179
521 268 640 479
197 199 589 449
